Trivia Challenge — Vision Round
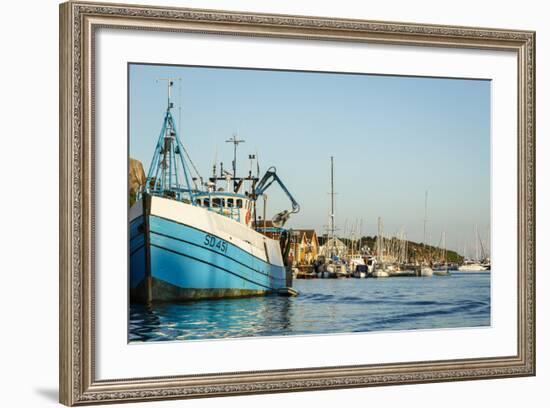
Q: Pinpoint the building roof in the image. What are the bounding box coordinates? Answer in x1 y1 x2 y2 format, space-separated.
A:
291 229 318 246
293 229 317 241
253 223 319 245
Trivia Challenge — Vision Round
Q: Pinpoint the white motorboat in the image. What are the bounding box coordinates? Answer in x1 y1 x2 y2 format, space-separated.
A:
421 266 433 277
350 257 367 278
458 262 487 272
371 268 390 278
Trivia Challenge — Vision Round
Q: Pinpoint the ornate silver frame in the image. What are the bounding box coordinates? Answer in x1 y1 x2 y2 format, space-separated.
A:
59 1 536 405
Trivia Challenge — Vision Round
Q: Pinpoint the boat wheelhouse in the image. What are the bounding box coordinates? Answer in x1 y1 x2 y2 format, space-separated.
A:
193 192 254 226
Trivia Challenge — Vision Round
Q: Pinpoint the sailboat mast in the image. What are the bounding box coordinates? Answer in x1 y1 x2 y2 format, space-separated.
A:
377 217 383 263
443 231 446 263
330 156 335 257
422 190 428 262
423 190 428 245
474 224 479 261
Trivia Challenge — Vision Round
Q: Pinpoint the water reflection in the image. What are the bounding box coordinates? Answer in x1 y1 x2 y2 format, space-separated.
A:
129 272 490 342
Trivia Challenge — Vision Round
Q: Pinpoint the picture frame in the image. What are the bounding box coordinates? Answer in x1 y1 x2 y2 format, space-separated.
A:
59 1 536 405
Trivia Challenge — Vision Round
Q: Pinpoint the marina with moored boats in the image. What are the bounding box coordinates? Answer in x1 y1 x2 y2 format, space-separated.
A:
286 157 490 282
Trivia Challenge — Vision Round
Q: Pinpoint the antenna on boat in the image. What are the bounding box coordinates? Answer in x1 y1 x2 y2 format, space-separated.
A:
248 154 256 178
211 147 218 186
225 134 245 192
157 77 179 111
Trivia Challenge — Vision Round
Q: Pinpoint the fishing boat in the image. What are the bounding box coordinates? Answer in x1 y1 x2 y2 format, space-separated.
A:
130 79 300 302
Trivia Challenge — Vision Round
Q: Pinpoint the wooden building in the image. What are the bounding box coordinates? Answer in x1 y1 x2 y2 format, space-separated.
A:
289 229 320 266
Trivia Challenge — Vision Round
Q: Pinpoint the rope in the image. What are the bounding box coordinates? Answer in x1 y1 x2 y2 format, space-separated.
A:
181 144 203 189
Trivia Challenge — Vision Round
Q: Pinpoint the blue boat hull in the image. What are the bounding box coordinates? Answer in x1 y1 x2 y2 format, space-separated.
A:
130 212 288 302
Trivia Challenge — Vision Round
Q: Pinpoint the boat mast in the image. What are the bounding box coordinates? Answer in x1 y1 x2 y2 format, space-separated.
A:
225 134 245 192
330 156 336 258
377 217 384 266
476 224 487 261
423 190 428 262
359 218 364 254
442 231 447 264
474 224 479 261
144 77 195 203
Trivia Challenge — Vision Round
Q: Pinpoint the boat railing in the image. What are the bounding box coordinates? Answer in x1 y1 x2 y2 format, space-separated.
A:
138 185 195 202
206 203 241 222
138 188 247 223
255 226 288 235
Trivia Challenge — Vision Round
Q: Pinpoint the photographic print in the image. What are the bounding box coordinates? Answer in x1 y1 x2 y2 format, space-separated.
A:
60 3 535 404
128 63 491 342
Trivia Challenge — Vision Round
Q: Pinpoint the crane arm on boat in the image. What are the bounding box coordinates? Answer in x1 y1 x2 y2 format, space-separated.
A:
253 166 300 227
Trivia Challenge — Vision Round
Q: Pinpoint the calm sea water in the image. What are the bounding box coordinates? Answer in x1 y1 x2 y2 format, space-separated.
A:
129 272 490 342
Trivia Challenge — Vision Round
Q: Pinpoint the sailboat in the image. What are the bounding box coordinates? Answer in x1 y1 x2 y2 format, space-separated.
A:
318 156 347 278
420 266 434 277
458 225 489 272
371 217 390 278
457 262 486 272
129 79 300 302
348 220 367 278
433 232 451 276
420 190 433 277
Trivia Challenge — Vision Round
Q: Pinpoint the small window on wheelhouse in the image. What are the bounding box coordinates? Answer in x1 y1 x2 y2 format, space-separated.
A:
236 199 243 208
213 198 225 208
203 198 210 207
227 198 234 208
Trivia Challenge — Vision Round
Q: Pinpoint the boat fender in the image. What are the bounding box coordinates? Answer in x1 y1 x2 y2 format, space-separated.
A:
245 209 251 224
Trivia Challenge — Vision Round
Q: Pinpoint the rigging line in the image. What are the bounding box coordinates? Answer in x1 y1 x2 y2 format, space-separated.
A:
174 78 196 191
178 78 182 139
181 143 203 188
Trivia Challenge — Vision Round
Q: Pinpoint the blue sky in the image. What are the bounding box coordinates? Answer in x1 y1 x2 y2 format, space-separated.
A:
129 63 490 256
